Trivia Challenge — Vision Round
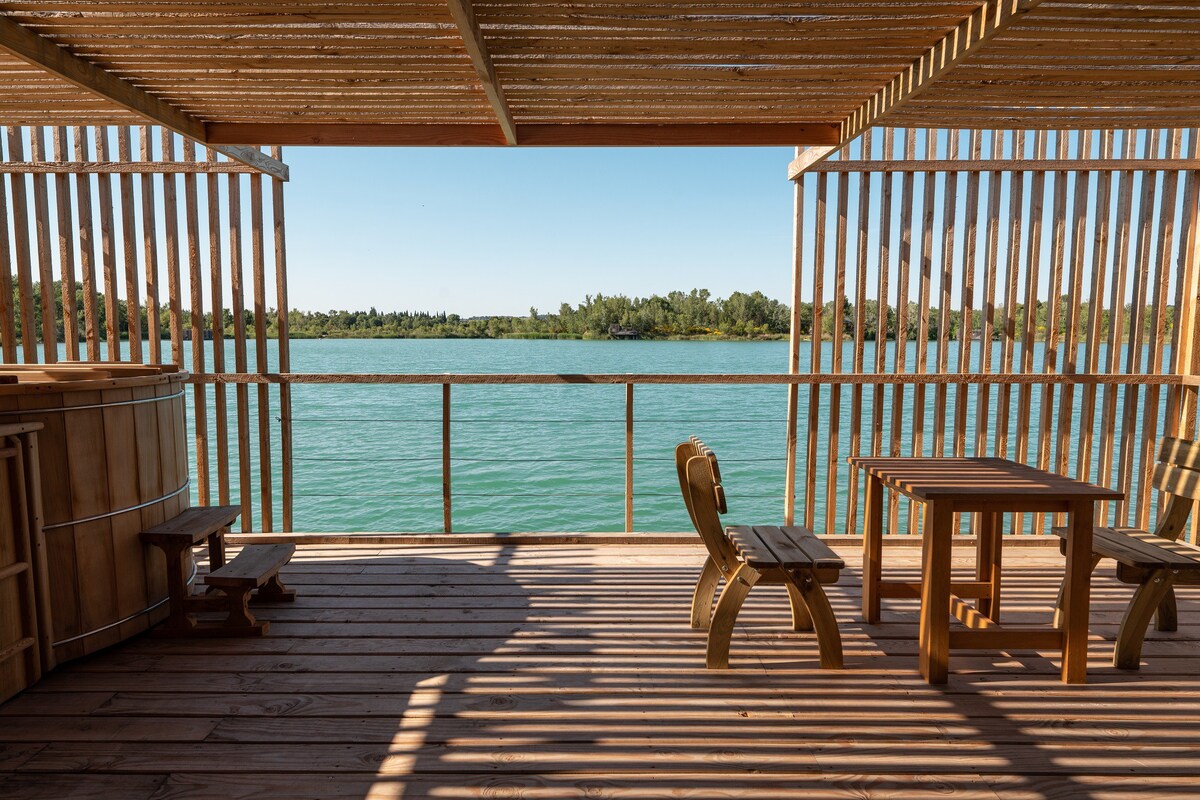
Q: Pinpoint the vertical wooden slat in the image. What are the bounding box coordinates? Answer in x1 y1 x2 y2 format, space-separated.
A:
160 130 184 366
1165 132 1198 445
139 127 161 364
954 130 982 466
784 154 803 527
825 167 848 535
93 127 121 361
206 149 230 507
624 382 634 533
442 382 452 534
250 171 274 532
1116 131 1160 525
846 131 871 535
872 128 894 474
889 129 915 532
805 170 826 530
0 134 14 363
1076 131 1115 485
6 127 39 363
28 129 56 363
72 127 100 361
1097 131 1139 526
1016 132 1047 468
270 146 293 532
182 140 209 506
996 131 1026 461
933 131 959 459
116 129 142 363
1055 131 1093 488
908 130 937 535
228 171 252 532
1136 130 1183 529
975 131 1004 457
52 127 78 361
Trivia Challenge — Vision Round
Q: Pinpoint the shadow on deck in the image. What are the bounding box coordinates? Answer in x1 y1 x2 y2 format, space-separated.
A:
1 542 1199 799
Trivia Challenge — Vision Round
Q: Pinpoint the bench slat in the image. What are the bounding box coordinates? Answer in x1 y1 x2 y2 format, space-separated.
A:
725 526 782 569
1053 525 1200 570
725 525 843 570
1159 437 1200 472
205 544 296 589
1151 462 1200 502
141 506 240 546
779 526 845 569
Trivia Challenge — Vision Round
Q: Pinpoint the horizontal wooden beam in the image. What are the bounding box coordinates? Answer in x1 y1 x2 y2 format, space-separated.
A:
842 0 1041 144
211 145 289 182
790 0 1042 179
184 372 1187 387
206 122 842 148
793 156 1200 178
0 16 289 180
0 161 271 175
445 0 517 145
0 15 203 140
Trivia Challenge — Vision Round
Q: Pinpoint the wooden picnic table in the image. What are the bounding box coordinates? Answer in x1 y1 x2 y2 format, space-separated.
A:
848 457 1123 685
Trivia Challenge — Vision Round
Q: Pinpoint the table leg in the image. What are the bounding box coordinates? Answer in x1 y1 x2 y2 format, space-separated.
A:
1061 499 1094 684
919 500 952 684
862 475 884 624
976 511 1003 621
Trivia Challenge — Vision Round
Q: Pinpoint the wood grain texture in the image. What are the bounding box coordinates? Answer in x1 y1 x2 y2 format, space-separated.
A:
1 542 1199 798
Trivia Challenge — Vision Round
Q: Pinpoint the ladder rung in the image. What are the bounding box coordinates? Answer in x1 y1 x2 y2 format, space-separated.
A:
0 561 30 583
0 636 35 665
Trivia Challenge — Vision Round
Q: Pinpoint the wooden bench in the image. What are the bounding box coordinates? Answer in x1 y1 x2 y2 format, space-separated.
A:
675 437 844 669
141 506 296 637
1053 437 1200 669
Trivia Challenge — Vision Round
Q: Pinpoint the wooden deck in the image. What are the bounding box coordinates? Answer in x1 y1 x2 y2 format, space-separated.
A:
2 541 1200 799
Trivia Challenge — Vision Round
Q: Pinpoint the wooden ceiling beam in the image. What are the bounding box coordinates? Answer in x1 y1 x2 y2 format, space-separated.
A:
788 0 1044 179
0 15 288 181
445 0 517 145
207 122 842 147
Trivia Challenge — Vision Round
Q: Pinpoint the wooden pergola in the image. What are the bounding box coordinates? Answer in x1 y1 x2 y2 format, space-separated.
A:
0 1 1198 155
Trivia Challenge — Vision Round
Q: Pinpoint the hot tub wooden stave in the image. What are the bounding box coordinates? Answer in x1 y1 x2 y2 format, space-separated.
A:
0 365 189 663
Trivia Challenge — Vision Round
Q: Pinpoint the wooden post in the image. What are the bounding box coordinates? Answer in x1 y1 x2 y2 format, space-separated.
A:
784 152 804 526
271 147 294 533
442 383 452 534
625 382 634 532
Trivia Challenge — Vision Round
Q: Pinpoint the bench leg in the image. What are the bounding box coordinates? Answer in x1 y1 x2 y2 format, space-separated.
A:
222 585 268 635
1155 586 1178 632
254 572 297 603
1114 569 1176 670
785 581 814 632
1053 555 1101 629
788 569 843 670
976 512 1002 621
706 563 760 669
690 556 722 630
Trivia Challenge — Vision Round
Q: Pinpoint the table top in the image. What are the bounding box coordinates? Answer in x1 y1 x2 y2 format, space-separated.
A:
847 457 1124 502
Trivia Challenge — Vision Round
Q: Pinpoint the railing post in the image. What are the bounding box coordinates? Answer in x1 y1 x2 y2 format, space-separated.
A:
442 382 452 533
784 379 798 526
625 382 634 532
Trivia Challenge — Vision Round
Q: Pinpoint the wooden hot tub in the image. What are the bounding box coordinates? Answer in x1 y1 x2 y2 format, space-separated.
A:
0 363 189 664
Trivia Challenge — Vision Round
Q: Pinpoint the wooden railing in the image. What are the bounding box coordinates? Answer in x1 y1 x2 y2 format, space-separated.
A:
187 370 1198 542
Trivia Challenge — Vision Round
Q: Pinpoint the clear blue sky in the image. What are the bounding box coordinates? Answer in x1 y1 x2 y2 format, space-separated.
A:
280 146 798 317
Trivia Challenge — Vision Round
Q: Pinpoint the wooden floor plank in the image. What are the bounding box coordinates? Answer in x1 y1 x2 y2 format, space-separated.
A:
0 542 1198 799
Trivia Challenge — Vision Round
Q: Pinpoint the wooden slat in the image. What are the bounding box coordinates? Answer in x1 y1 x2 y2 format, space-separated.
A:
115 129 141 363
6 127 38 363
182 139 208 506
28 128 56 363
71 126 100 362
206 148 229 507
138 127 161 365
805 170 826 530
250 171 273 533
92 126 121 360
227 170 252 533
270 146 293 533
159 130 184 365
52 127 79 362
0 135 16 363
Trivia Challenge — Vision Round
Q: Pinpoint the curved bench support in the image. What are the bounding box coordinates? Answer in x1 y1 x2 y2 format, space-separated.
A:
690 556 723 630
1115 569 1176 670
706 563 761 669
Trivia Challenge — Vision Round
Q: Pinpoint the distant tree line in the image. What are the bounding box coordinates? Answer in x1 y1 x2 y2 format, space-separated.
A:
6 282 1178 343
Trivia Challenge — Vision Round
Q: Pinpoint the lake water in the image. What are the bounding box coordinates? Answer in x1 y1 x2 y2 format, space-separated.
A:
161 337 1169 535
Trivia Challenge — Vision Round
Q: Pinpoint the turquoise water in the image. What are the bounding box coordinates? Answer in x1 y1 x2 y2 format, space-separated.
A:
158 337 1171 535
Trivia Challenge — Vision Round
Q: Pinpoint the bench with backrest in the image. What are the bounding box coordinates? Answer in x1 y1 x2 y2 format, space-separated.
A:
141 505 296 636
1053 436 1200 669
675 437 844 669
